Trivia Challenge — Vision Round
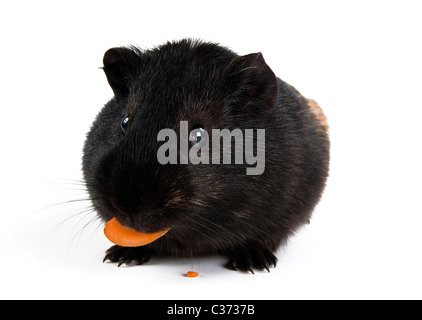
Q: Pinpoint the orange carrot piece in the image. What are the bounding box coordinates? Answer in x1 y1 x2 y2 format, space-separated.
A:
104 217 170 247
186 271 199 278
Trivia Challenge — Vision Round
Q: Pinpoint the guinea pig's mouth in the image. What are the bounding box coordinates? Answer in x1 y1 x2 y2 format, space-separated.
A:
104 217 171 247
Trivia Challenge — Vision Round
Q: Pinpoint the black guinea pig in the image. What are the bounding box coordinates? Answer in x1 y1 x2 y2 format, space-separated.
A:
82 39 330 273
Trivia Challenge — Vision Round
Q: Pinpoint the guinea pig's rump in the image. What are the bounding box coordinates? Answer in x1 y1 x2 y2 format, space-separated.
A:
307 99 329 134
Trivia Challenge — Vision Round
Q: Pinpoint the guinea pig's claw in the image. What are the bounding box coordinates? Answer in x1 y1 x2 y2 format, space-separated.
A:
103 245 152 267
224 246 277 274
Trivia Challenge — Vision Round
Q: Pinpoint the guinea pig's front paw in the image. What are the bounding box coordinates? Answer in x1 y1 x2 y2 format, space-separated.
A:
103 245 152 267
224 244 277 274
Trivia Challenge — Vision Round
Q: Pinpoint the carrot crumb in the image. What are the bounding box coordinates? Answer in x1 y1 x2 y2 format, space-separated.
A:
186 271 199 278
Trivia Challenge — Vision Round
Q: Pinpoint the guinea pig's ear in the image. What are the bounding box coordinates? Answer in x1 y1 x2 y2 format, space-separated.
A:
103 47 139 97
225 52 278 107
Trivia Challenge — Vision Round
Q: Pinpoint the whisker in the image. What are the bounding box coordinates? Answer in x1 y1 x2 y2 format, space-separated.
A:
34 196 103 217
184 215 220 236
68 211 99 251
43 206 96 248
91 219 105 242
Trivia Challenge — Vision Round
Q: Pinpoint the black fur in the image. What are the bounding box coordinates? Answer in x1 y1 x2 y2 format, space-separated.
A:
82 39 330 273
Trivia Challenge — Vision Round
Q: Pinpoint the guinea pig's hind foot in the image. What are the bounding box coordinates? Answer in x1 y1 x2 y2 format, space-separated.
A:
223 244 277 274
103 245 152 267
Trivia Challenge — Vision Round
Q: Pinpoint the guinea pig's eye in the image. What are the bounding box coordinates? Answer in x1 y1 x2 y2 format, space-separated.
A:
121 116 129 134
189 126 207 146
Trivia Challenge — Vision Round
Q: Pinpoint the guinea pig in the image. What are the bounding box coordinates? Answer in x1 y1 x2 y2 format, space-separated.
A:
82 39 330 273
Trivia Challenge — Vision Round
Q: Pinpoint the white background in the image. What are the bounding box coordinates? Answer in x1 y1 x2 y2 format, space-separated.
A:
1 0 421 300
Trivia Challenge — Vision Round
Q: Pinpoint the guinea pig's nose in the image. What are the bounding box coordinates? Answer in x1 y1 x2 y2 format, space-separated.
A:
107 171 145 214
110 189 144 216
